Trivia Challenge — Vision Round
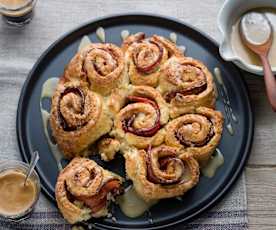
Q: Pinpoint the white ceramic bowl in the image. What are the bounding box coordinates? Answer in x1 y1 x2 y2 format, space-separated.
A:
218 0 276 75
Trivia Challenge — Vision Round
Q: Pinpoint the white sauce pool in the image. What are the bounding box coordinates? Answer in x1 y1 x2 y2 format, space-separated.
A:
78 35 92 52
201 148 224 178
121 30 130 40
96 27 105 43
117 186 158 218
40 77 63 171
231 8 276 67
169 32 177 43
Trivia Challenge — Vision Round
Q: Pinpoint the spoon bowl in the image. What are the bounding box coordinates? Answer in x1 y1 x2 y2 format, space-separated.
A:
240 12 273 55
240 12 276 111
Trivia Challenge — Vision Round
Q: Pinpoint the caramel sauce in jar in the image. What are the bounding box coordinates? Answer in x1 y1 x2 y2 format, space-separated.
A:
0 169 38 217
0 0 28 8
0 0 37 26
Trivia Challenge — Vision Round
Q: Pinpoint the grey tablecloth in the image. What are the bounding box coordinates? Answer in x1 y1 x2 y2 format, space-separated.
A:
0 0 248 229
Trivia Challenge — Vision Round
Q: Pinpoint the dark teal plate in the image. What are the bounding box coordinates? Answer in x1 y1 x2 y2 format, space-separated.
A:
16 14 254 229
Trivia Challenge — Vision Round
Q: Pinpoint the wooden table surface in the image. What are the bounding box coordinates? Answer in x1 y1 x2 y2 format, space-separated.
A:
245 74 276 230
1 0 275 229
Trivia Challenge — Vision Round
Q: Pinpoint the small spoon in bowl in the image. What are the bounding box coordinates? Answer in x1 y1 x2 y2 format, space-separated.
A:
24 151 39 186
240 12 276 111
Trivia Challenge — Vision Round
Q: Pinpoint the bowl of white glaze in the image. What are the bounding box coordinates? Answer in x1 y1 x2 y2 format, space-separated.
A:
218 0 276 75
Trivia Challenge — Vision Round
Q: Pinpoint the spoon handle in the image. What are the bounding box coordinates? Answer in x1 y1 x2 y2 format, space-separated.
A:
260 55 276 112
24 151 40 186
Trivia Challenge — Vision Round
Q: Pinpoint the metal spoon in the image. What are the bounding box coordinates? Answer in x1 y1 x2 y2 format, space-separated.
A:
240 12 276 111
24 151 39 186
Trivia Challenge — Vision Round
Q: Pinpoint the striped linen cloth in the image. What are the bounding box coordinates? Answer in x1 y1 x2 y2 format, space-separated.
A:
0 175 247 229
0 0 247 229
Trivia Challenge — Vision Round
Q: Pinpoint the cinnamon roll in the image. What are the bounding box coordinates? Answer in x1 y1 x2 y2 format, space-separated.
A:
112 85 169 149
50 80 113 158
122 33 183 87
125 145 199 201
159 57 215 118
55 157 123 224
165 107 223 162
64 43 127 96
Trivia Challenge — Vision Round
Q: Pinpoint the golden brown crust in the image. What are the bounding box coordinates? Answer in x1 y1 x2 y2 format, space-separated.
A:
50 81 112 158
165 107 224 162
55 157 123 224
151 35 183 58
158 57 215 118
125 145 199 201
111 85 169 149
106 87 128 116
123 33 183 87
121 32 145 53
97 137 121 161
64 43 127 96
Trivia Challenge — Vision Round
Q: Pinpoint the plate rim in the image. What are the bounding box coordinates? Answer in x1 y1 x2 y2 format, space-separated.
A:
16 13 254 229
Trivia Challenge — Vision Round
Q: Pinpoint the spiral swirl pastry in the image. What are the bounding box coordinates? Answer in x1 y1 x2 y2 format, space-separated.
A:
122 33 183 87
165 107 223 162
112 85 169 149
125 145 199 201
64 43 127 96
159 57 216 118
55 157 123 224
50 80 113 158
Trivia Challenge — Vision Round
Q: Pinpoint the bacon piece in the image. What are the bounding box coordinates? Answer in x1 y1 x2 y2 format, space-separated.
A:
164 81 207 103
76 179 122 214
